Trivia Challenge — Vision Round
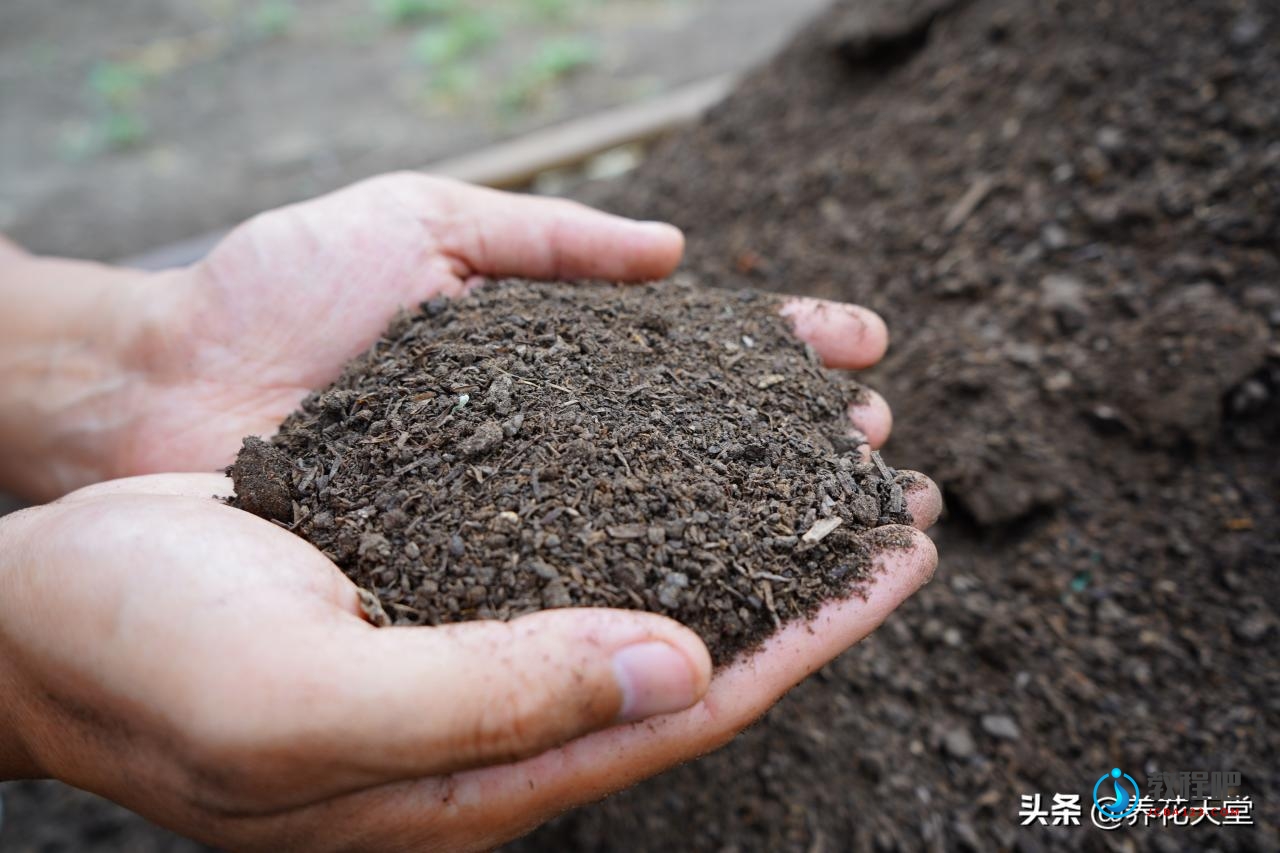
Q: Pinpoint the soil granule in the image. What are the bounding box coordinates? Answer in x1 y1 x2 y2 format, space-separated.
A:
229 280 917 665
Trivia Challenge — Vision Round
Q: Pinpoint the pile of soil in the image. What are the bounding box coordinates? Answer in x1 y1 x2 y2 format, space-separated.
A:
512 0 1278 850
229 280 918 665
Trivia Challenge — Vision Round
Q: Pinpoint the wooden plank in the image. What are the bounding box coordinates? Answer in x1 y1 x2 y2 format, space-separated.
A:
431 74 734 187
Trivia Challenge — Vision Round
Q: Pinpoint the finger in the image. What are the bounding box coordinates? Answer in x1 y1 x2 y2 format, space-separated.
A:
779 297 889 370
898 470 943 530
847 387 893 448
54 473 235 503
278 528 936 852
430 178 685 282
235 608 711 803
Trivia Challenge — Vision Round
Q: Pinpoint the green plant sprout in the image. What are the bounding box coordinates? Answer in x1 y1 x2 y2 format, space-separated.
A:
531 37 597 77
426 62 482 105
72 61 153 156
249 1 297 39
87 61 148 109
411 12 499 66
500 36 597 111
377 0 458 27
99 112 148 148
526 0 576 23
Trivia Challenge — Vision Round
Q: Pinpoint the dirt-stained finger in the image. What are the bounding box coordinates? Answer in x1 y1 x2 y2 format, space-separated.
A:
847 387 893 449
780 297 889 370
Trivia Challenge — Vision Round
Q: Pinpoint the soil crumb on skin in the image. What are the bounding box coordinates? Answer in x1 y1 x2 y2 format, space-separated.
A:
230 279 916 665
227 436 293 523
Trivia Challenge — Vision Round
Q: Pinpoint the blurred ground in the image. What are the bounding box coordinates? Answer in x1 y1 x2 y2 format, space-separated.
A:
0 0 827 262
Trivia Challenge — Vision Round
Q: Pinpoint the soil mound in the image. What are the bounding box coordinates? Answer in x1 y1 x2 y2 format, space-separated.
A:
520 0 1279 849
230 280 919 665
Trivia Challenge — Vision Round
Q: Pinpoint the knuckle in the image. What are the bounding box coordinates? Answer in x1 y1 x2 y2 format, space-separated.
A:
344 171 435 207
0 504 44 546
372 170 448 197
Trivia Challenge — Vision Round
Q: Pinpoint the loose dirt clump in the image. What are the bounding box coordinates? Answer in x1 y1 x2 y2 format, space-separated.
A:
229 280 917 665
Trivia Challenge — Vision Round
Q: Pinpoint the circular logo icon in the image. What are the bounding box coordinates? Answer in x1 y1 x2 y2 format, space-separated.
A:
1093 767 1141 821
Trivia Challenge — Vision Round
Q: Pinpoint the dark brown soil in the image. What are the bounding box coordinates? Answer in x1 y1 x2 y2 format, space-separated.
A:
518 0 1280 850
229 280 918 665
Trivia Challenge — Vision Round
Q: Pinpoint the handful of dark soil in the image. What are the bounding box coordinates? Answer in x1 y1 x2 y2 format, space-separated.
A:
229 279 918 664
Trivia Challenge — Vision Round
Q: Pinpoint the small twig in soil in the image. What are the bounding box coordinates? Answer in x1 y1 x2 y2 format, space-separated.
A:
872 450 894 482
802 516 844 544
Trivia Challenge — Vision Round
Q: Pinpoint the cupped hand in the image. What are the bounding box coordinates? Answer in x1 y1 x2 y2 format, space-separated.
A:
101 173 683 490
88 172 899 492
0 172 942 850
0 465 938 852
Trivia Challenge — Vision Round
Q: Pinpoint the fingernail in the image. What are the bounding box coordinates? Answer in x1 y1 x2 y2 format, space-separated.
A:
638 221 684 240
612 641 700 723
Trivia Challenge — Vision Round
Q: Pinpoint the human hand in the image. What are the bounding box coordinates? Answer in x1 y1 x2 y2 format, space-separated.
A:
2 174 683 500
0 466 938 851
0 172 941 849
2 173 901 500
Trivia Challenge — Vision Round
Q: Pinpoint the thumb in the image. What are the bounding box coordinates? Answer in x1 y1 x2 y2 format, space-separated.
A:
427 177 686 282
283 608 711 787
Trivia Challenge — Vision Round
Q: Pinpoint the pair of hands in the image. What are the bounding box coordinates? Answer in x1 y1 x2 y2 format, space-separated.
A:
0 173 940 851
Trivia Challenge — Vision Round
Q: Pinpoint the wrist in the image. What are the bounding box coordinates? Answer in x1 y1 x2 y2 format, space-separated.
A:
0 249 176 500
0 670 41 780
0 517 44 780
